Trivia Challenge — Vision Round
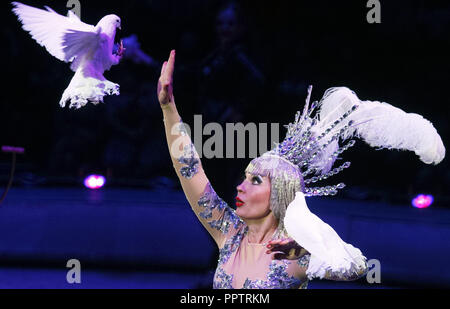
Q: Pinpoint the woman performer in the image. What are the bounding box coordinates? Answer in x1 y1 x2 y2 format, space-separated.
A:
157 50 445 289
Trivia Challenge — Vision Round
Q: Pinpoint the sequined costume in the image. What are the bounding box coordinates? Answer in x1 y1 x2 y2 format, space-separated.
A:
173 120 369 288
163 84 444 289
197 182 311 289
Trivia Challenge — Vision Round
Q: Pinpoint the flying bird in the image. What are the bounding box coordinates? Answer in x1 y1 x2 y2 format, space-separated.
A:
12 2 125 109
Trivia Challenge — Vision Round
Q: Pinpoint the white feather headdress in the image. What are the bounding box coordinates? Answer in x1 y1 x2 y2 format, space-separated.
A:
264 86 446 198
264 86 445 279
316 87 445 166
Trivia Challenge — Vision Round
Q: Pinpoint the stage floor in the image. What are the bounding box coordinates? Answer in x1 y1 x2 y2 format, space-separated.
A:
1 186 447 289
0 267 394 289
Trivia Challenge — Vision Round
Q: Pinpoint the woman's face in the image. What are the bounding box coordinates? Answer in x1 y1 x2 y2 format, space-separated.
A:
235 173 272 220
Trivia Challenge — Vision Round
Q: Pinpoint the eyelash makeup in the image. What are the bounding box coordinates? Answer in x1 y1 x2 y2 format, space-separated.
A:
241 174 263 185
251 176 263 185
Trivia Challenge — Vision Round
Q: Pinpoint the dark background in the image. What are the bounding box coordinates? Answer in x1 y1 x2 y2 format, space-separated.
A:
1 0 449 206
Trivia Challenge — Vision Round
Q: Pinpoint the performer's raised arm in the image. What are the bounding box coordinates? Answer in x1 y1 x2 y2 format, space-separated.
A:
157 51 444 289
157 50 243 248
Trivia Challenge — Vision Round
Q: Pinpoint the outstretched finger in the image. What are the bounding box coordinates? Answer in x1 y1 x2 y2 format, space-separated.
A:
272 253 288 260
268 238 290 246
267 239 284 249
267 240 293 252
270 248 300 260
161 61 168 76
165 50 176 80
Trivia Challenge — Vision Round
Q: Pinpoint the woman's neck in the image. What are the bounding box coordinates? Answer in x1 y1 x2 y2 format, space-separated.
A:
245 213 279 244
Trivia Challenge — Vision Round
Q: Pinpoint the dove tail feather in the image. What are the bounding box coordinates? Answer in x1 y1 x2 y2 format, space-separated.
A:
44 6 56 13
60 69 119 109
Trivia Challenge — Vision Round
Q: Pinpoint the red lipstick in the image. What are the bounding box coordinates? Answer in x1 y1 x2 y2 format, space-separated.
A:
236 197 245 207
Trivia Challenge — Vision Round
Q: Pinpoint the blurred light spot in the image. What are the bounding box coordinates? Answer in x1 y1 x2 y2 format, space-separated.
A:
412 194 433 209
84 175 106 190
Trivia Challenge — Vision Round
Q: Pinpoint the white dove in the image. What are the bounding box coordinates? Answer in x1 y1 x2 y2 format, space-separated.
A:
12 2 125 109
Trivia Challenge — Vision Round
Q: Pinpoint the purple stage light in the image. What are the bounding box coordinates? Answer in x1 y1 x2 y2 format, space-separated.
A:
412 194 433 209
1 146 25 154
84 175 106 190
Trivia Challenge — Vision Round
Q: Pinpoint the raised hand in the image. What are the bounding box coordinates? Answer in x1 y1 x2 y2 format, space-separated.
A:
157 50 176 107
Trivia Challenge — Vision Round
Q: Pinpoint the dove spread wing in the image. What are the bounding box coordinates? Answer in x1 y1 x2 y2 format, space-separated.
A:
12 2 101 71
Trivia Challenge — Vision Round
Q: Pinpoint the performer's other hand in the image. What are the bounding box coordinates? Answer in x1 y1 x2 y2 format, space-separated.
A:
157 50 176 107
266 238 308 260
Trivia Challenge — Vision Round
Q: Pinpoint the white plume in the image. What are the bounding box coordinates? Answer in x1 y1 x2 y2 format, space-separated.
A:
315 87 445 167
284 88 445 277
12 2 124 109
